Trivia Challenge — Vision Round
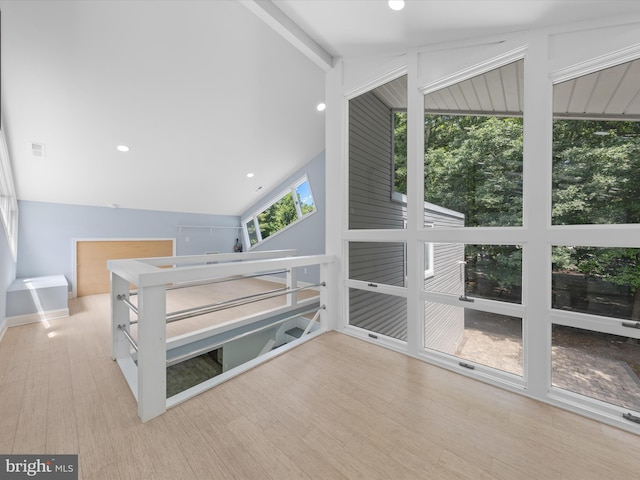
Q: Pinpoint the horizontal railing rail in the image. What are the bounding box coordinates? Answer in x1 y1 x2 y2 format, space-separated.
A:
117 324 139 352
127 249 298 268
164 282 324 324
162 269 289 292
120 282 324 325
108 253 333 288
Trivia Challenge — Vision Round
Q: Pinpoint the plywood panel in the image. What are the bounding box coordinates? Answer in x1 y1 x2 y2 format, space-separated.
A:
77 240 173 296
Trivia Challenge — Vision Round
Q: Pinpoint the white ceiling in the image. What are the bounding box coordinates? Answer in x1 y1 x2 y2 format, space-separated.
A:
1 0 326 216
3 1 640 216
274 0 640 58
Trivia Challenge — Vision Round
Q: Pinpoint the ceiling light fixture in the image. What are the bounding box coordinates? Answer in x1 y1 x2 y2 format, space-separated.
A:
116 145 130 152
317 103 326 112
388 0 405 11
247 172 255 178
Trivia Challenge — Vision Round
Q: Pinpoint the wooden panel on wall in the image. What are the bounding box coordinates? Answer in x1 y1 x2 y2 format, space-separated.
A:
76 239 173 296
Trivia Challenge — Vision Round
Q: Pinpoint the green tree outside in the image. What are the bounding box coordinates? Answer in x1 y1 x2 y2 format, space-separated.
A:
394 112 640 312
258 192 297 240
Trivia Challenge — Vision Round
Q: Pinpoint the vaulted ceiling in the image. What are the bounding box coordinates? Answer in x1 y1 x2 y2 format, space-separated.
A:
1 0 325 215
2 1 640 216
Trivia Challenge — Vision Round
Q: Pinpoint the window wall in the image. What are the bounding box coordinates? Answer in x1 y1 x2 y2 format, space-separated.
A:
334 23 640 433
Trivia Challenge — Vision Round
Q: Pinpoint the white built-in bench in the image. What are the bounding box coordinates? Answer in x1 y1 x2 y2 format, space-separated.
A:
6 275 69 326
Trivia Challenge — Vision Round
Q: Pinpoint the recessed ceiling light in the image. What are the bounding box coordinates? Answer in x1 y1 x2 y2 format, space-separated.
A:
247 172 255 178
317 103 326 112
388 0 405 11
116 145 130 152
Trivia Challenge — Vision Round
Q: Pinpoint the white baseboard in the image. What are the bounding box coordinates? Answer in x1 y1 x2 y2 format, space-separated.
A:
6 308 70 327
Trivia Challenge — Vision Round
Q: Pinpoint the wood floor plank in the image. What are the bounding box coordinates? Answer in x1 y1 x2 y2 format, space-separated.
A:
46 392 79 455
0 378 24 453
11 333 50 454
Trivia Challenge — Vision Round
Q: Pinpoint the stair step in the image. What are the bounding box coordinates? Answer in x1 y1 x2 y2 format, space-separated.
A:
285 327 305 339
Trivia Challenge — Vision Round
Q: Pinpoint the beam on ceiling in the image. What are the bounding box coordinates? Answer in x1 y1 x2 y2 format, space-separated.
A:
240 0 333 72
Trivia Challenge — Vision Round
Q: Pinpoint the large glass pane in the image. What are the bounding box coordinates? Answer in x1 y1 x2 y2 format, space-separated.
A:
552 246 640 320
424 301 522 376
349 75 408 229
257 191 296 240
552 324 640 411
349 242 406 287
349 289 407 341
425 243 522 304
295 180 315 216
553 60 640 226
246 219 258 246
424 60 524 227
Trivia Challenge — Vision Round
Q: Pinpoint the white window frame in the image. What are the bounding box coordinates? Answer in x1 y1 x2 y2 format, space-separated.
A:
0 130 18 260
242 175 316 249
391 109 408 203
424 241 435 279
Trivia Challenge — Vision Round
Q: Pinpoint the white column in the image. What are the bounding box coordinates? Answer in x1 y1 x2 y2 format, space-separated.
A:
406 50 422 355
136 284 167 422
325 58 345 331
522 31 553 399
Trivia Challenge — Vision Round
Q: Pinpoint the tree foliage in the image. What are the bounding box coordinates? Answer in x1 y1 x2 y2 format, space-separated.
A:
258 192 297 240
421 115 524 301
424 115 523 227
552 120 640 225
397 113 640 306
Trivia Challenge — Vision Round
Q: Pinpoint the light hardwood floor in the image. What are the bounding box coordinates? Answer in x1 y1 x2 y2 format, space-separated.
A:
1 289 640 479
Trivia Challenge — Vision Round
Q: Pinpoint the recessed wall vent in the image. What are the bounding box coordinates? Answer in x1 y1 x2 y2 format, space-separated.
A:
31 142 46 158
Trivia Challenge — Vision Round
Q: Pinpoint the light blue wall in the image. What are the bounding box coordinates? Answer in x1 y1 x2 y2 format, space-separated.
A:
17 201 240 292
241 151 325 283
0 220 17 325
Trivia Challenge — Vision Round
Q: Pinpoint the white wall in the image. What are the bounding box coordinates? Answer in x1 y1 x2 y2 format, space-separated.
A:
17 201 240 293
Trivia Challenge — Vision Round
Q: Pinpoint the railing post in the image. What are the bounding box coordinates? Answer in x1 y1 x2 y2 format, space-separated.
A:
136 284 167 422
320 261 337 331
286 267 298 307
111 272 131 361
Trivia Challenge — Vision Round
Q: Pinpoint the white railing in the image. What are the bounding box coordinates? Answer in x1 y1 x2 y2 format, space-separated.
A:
108 250 336 422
